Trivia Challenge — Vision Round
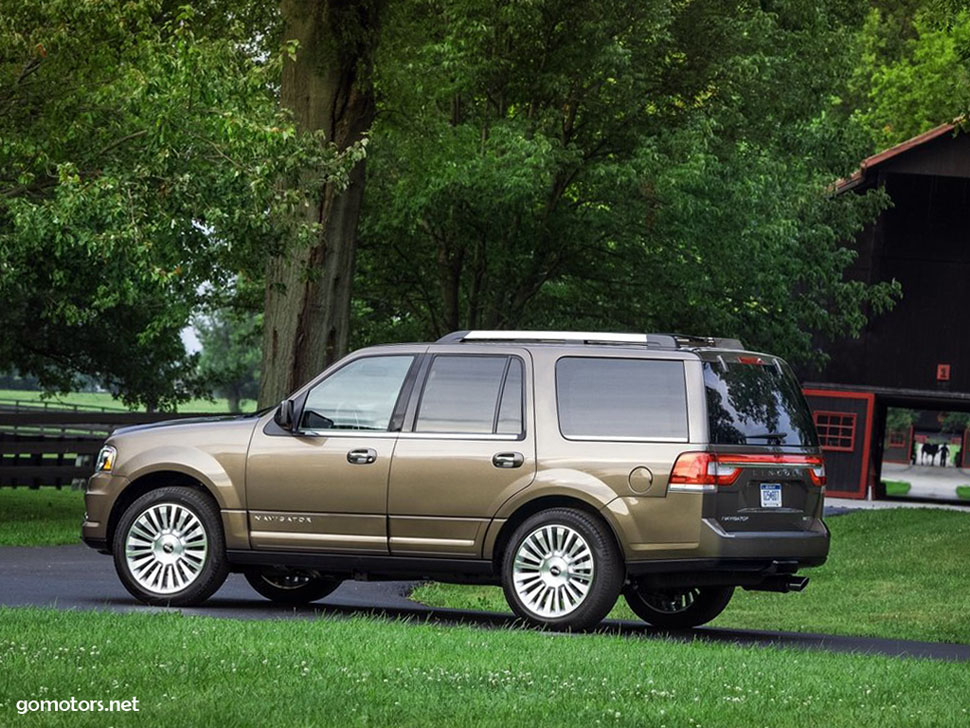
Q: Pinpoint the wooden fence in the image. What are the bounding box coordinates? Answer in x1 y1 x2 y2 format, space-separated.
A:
0 407 231 488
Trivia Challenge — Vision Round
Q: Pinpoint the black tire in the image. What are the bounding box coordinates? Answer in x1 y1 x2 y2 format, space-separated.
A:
623 584 734 629
112 486 229 607
501 507 623 631
244 568 341 604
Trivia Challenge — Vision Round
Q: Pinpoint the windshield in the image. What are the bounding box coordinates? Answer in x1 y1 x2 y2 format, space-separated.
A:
702 359 818 447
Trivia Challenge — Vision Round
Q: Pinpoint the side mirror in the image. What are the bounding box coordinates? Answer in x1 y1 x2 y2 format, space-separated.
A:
274 399 296 431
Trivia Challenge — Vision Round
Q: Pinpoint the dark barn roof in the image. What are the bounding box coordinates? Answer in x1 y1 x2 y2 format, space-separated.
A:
835 121 967 193
808 121 970 403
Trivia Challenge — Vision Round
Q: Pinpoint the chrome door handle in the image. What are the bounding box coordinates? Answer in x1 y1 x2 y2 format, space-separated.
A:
347 448 377 465
492 452 524 469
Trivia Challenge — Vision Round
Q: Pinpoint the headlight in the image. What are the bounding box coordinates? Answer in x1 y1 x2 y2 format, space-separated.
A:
95 445 117 472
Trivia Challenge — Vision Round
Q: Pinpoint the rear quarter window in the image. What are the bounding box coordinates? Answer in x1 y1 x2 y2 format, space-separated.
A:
555 357 689 440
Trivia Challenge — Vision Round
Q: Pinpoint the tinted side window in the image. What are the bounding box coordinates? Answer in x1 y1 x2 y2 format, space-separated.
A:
416 355 523 435
302 355 414 431
556 357 688 440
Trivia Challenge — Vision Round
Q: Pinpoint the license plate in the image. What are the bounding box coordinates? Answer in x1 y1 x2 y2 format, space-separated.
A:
760 483 782 508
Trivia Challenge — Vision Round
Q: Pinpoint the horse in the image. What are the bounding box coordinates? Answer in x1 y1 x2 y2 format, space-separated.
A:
921 442 940 465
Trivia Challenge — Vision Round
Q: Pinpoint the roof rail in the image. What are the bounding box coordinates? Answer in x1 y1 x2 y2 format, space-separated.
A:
435 330 745 350
436 330 677 347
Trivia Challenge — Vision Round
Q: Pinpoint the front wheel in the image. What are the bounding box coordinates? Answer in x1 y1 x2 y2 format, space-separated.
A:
623 584 734 629
501 508 623 631
112 486 229 607
244 568 341 604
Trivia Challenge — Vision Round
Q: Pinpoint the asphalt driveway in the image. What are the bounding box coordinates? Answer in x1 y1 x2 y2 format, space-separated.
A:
2 544 969 662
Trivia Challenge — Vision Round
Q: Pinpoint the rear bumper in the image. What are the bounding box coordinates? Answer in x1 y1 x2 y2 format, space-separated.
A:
696 516 830 561
624 518 828 588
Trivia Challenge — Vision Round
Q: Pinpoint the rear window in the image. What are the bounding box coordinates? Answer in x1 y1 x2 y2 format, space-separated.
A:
703 360 818 447
556 357 689 440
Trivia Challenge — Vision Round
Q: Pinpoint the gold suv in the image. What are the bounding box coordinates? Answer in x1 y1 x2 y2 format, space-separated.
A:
83 331 829 630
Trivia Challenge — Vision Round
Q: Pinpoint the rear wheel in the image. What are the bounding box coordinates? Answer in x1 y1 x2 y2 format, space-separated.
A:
244 568 341 604
112 486 229 607
623 584 734 629
501 508 623 631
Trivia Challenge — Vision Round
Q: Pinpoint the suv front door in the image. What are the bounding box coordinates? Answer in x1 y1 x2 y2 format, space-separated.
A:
387 347 537 557
246 352 420 553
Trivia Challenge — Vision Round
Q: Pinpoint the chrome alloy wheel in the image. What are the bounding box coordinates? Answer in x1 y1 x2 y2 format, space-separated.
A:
124 503 208 594
641 587 701 614
512 524 594 618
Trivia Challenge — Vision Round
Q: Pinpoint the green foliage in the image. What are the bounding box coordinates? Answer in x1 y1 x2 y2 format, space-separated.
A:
195 306 262 413
0 0 357 409
851 6 970 148
357 0 899 365
941 411 970 433
3 0 942 403
885 407 917 434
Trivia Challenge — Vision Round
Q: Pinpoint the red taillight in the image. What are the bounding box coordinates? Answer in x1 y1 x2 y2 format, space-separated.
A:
669 452 826 487
737 356 766 365
669 452 741 486
808 460 826 487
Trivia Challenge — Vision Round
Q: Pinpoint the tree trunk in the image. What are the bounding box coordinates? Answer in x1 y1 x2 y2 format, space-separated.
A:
259 0 382 407
227 389 241 414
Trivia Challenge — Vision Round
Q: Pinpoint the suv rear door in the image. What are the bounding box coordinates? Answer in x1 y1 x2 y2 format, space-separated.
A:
386 346 537 557
700 352 824 532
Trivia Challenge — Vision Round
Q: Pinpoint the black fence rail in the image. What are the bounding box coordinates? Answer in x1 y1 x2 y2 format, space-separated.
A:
0 411 230 488
0 396 129 414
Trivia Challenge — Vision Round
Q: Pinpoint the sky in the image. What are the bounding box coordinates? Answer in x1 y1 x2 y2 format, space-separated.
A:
181 326 202 354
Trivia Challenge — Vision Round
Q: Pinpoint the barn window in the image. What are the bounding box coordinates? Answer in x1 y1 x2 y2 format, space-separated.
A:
888 429 906 447
813 411 857 451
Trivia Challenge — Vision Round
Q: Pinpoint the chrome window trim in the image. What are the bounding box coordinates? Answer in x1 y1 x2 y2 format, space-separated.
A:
298 429 399 438
396 431 523 441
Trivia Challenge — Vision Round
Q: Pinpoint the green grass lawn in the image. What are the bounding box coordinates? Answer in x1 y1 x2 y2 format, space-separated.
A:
0 607 966 728
882 480 911 497
0 389 255 414
0 488 84 546
414 508 970 644
957 486 970 501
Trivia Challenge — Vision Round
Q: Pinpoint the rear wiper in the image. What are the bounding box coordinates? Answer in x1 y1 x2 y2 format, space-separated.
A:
745 432 788 442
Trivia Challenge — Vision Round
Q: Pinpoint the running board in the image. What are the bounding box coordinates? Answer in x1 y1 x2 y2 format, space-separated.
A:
226 549 497 583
